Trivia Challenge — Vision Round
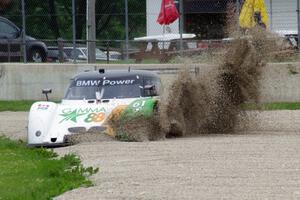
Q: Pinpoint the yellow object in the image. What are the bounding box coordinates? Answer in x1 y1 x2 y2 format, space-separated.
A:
239 0 269 28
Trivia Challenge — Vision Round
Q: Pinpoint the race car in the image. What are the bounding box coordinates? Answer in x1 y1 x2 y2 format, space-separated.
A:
28 69 161 146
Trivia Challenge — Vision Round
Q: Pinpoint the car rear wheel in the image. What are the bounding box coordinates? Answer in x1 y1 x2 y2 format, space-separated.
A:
28 48 46 62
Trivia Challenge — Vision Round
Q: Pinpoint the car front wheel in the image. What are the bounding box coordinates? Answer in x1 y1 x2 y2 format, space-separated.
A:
28 48 46 62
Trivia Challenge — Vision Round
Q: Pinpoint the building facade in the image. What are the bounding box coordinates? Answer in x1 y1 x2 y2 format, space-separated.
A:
146 0 298 39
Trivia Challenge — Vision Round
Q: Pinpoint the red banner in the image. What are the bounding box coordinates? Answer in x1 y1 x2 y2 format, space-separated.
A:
157 0 179 25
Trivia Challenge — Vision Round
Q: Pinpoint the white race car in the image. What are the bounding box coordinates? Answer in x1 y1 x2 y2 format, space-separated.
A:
28 69 161 146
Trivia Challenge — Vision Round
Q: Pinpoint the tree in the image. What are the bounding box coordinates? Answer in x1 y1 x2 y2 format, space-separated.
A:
48 0 60 38
1 0 147 42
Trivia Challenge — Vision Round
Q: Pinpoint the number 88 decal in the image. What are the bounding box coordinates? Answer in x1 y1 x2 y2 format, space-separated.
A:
84 112 105 123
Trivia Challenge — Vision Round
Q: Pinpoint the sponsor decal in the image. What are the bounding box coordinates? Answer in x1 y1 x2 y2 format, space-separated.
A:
130 99 147 112
0 52 22 56
59 107 106 123
102 79 135 86
76 80 101 87
75 79 135 87
84 112 105 122
37 104 50 110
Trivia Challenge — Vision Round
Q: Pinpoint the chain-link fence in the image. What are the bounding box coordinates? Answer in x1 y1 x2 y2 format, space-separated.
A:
0 0 299 63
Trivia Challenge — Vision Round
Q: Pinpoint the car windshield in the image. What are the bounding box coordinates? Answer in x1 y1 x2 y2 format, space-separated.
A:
65 85 142 100
64 74 161 100
64 81 143 100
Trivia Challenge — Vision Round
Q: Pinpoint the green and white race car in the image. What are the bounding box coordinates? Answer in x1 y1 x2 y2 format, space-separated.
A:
28 69 161 146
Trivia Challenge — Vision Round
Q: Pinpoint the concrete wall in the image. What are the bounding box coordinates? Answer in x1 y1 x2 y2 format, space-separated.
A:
0 62 300 102
259 62 300 102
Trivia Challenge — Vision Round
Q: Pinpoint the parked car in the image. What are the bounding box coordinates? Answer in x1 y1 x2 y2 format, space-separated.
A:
105 50 122 60
63 47 119 62
0 16 48 62
98 46 123 60
275 30 298 49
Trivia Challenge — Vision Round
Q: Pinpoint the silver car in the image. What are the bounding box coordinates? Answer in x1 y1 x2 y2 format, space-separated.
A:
63 47 119 61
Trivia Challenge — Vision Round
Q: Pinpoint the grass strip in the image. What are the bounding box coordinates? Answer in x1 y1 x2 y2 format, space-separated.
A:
0 100 36 112
242 102 300 110
2 101 300 112
0 100 60 112
0 136 98 200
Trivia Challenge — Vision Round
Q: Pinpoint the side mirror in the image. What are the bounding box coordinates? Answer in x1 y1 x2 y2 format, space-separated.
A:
11 27 22 39
42 88 52 101
14 30 21 38
144 84 158 97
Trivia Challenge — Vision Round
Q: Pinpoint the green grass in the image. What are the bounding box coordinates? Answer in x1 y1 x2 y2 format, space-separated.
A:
0 136 98 200
0 100 36 112
0 100 61 112
242 102 300 110
2 101 300 112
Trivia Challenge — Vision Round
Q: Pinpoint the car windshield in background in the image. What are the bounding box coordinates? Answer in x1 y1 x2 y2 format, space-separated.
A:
64 84 142 100
96 48 106 57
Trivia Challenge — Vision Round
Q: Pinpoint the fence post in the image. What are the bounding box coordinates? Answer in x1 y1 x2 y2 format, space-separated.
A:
57 38 64 63
269 0 273 30
298 0 300 53
7 39 10 62
106 41 110 64
125 0 129 61
236 0 239 18
72 0 76 63
87 0 96 63
179 0 184 55
21 0 27 63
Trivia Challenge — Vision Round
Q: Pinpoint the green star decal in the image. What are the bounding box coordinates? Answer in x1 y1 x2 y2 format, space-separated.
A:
59 110 86 123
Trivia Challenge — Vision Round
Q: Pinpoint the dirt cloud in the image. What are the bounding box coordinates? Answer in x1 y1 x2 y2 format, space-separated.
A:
90 28 275 142
160 28 272 137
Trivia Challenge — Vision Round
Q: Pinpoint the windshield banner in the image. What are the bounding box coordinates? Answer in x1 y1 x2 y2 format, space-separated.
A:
75 78 137 87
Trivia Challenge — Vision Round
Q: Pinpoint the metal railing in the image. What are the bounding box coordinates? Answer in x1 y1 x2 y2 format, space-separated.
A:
0 0 299 63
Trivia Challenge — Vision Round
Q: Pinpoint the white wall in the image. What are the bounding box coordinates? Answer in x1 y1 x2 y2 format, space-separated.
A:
1 63 300 102
146 0 179 36
265 0 297 32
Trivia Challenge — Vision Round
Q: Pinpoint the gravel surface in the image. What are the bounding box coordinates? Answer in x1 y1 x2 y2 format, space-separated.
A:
0 111 28 141
1 111 300 199
55 133 300 200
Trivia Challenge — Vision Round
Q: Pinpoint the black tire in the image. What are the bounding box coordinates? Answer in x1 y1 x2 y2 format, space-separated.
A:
28 48 47 63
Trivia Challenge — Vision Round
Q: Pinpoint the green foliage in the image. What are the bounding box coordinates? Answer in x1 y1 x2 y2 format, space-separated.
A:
0 136 98 200
115 132 134 142
2 0 146 41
